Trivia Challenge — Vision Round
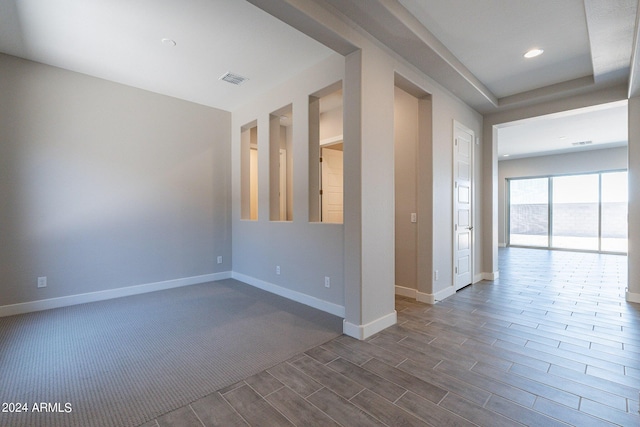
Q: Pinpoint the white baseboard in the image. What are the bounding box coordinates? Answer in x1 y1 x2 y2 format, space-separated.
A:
343 310 397 340
482 271 499 281
473 274 483 283
395 285 416 298
498 243 506 248
434 285 455 302
626 290 640 304
415 290 434 304
231 272 345 317
416 285 455 304
0 271 232 318
2 270 346 320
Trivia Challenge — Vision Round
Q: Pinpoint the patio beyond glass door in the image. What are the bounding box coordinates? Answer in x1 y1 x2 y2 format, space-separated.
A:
551 174 599 251
509 178 549 247
601 171 628 252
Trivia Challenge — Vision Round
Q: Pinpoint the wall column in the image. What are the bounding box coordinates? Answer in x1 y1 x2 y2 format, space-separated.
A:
343 48 397 339
482 122 499 279
627 96 640 303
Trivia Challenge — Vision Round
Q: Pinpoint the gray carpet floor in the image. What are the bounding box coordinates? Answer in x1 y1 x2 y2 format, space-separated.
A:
0 279 343 427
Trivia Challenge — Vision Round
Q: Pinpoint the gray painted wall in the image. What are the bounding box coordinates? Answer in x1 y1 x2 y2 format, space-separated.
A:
497 147 627 245
0 53 231 306
232 54 346 310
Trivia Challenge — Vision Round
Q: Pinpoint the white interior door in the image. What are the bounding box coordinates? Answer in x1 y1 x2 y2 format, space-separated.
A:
279 149 287 221
453 122 474 290
250 147 258 220
321 146 343 223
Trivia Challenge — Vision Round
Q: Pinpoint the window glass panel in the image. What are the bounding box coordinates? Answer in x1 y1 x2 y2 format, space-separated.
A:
601 171 628 252
552 174 599 250
509 178 549 247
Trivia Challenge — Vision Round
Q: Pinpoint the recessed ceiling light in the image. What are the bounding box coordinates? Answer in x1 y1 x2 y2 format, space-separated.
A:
524 48 544 58
161 38 176 47
503 154 510 157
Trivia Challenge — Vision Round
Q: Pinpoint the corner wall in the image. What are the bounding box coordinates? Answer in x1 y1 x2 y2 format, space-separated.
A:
628 96 640 303
0 54 232 311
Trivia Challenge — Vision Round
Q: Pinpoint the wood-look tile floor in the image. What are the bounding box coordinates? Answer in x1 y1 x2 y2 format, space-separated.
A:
146 248 640 427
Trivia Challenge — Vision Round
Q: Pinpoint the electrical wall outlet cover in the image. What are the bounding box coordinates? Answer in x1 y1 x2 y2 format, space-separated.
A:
324 276 330 288
217 256 223 264
37 277 47 288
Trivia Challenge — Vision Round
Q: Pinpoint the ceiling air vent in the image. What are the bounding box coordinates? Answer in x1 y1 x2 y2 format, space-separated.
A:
571 140 592 146
219 72 248 86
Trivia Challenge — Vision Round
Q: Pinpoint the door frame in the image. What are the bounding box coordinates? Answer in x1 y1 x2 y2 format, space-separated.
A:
452 120 475 290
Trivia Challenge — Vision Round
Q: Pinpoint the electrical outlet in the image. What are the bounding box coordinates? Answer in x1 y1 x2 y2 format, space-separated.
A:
37 276 47 288
410 213 417 223
324 276 330 288
434 270 439 281
217 256 223 264
276 265 281 275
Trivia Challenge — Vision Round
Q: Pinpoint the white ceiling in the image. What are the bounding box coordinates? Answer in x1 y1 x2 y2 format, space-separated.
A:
497 101 628 159
1 0 638 158
0 0 334 112
398 0 595 99
393 0 635 159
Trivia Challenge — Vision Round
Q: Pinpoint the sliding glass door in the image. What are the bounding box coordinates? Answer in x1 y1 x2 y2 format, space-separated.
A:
509 178 549 247
551 174 599 251
601 171 628 252
508 171 627 253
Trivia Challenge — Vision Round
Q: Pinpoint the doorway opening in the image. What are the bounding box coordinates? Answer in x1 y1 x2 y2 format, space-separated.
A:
495 100 629 300
496 100 628 249
393 74 432 300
